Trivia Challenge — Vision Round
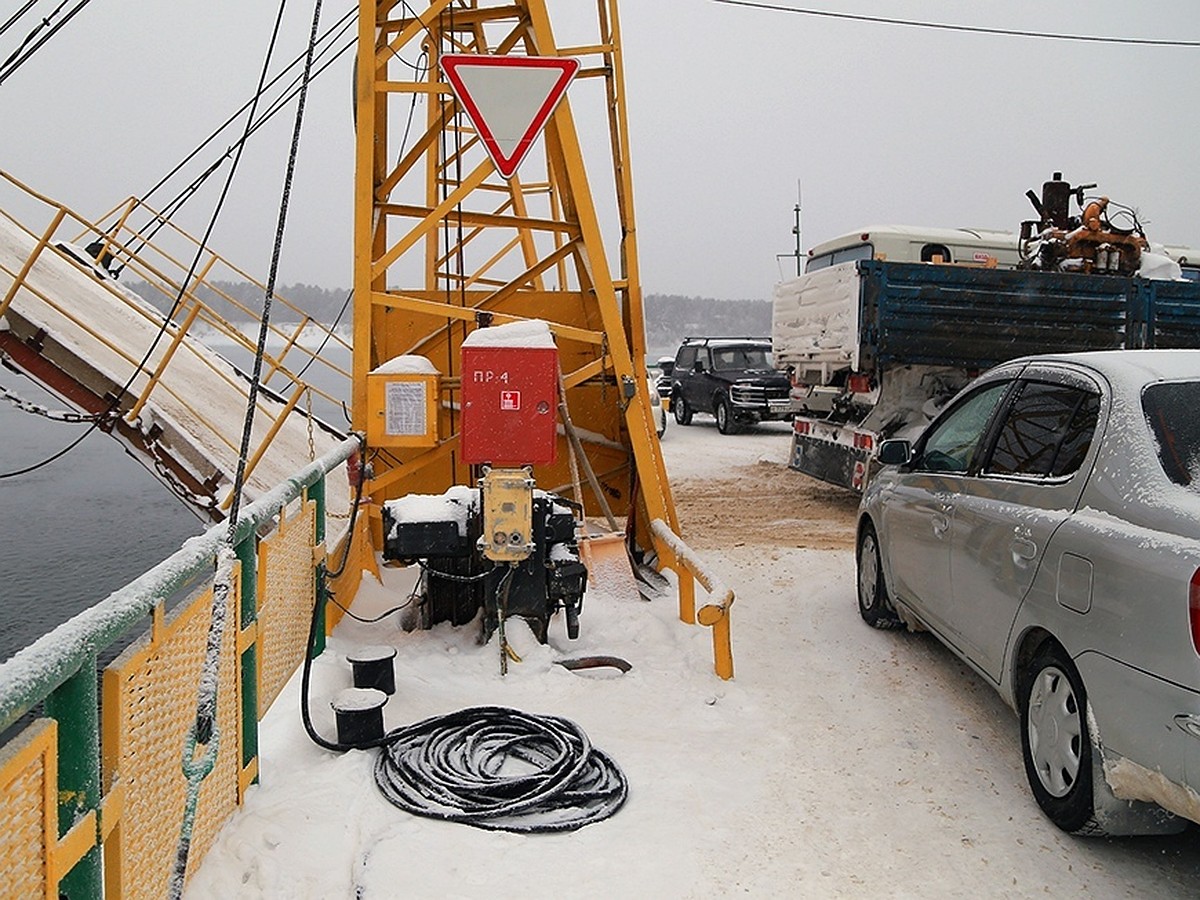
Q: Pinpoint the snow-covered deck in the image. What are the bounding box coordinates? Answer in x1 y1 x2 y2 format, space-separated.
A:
187 423 1200 897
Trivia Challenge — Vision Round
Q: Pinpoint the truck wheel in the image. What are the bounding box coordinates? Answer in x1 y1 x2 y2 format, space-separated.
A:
856 524 902 629
673 394 693 425
715 397 740 434
1019 643 1103 834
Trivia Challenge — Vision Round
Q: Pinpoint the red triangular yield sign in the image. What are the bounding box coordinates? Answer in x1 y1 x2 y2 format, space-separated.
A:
440 54 580 179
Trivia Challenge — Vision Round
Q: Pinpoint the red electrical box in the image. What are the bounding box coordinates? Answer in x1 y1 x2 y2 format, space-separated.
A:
461 341 558 466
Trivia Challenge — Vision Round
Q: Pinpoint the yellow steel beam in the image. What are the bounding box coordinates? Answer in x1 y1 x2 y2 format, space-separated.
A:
379 203 579 236
368 290 605 346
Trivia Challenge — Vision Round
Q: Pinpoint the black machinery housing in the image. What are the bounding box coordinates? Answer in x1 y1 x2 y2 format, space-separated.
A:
382 489 588 642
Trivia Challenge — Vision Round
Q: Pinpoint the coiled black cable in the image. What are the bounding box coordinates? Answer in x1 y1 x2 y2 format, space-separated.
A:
299 478 628 833
373 705 628 833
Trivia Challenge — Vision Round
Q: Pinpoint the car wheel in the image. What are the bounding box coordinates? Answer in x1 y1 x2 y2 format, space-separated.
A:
1019 643 1102 834
673 394 692 425
856 524 903 629
715 397 739 434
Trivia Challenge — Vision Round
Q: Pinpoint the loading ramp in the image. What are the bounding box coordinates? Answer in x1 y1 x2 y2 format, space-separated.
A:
0 174 352 520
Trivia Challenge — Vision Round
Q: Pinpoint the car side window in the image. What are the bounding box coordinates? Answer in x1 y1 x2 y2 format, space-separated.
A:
984 381 1100 478
1143 381 1200 489
917 381 1011 473
675 347 697 372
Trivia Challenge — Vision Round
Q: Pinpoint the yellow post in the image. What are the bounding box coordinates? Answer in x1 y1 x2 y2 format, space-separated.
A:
0 207 66 320
698 605 734 680
218 384 306 510
126 300 202 421
678 566 696 625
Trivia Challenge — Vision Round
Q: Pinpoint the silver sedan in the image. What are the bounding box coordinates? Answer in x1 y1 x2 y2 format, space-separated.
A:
857 350 1200 836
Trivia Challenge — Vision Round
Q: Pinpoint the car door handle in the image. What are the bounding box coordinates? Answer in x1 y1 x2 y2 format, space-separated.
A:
1011 537 1037 561
930 493 952 538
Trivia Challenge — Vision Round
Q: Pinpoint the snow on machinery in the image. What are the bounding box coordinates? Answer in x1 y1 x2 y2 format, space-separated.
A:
376 322 588 647
772 175 1200 491
344 0 738 681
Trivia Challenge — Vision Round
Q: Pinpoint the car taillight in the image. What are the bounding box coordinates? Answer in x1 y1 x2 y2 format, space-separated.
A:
1191 569 1200 656
853 432 874 451
794 420 811 436
848 374 872 394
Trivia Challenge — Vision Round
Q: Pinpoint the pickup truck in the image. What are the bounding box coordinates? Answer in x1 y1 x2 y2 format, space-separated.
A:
772 259 1200 490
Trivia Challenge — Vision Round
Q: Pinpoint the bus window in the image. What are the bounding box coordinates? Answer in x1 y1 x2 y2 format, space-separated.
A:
806 242 874 273
920 243 952 263
803 227 1023 272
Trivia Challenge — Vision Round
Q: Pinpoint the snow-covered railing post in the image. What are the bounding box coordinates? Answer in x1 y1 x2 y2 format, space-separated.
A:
308 473 328 658
43 657 102 898
649 519 735 680
0 204 66 322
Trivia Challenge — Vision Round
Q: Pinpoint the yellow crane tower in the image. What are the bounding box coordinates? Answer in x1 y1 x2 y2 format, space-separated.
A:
351 0 678 565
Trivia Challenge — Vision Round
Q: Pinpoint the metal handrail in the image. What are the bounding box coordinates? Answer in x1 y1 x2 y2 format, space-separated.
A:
649 518 735 679
0 436 359 732
0 169 352 411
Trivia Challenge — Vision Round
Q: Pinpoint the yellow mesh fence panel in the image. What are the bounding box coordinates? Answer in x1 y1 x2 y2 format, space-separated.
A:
258 499 317 716
0 719 55 899
102 583 240 900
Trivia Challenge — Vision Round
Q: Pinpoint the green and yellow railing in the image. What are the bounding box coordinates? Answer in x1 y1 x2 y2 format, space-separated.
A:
0 437 368 899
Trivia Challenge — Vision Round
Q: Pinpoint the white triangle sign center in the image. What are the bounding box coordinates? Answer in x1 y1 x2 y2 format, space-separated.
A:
440 54 580 179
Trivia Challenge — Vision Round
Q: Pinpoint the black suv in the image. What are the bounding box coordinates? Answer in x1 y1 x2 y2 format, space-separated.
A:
667 337 792 434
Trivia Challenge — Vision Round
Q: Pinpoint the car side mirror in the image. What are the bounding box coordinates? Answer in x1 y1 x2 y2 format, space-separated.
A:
693 360 705 373
877 439 912 466
660 361 674 376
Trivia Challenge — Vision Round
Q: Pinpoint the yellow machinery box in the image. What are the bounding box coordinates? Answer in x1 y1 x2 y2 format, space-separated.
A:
366 368 439 447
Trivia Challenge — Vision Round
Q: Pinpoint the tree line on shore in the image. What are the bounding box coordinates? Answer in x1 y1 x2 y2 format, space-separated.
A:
128 280 772 348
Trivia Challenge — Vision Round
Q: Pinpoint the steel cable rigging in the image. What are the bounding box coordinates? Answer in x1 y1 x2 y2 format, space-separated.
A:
0 0 96 86
0 1 41 40
121 6 359 259
713 1 1200 47
168 0 326 893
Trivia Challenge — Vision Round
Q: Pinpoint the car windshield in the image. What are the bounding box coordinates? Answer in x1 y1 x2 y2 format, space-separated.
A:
711 346 772 370
1143 381 1200 491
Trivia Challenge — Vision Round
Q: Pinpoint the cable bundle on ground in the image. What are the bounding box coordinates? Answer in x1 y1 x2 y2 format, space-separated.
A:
373 705 627 833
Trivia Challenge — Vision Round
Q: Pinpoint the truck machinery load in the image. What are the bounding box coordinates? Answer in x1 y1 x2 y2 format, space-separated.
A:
1020 172 1149 276
773 176 1200 491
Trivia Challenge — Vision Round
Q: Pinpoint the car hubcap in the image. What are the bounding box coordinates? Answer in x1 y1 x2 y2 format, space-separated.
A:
1027 666 1082 798
858 536 878 610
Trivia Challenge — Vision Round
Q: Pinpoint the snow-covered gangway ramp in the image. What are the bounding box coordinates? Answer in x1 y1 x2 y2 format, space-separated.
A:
0 190 351 520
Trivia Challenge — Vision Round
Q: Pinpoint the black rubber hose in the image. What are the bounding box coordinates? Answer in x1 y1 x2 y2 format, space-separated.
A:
373 705 628 833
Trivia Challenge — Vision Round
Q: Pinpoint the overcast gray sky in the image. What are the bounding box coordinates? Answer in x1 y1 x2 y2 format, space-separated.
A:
2 1 1198 300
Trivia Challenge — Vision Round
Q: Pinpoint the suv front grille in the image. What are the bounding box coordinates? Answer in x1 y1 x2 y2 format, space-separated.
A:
730 384 790 406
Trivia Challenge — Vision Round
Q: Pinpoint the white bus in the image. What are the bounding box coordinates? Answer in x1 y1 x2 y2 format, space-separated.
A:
803 225 1022 273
